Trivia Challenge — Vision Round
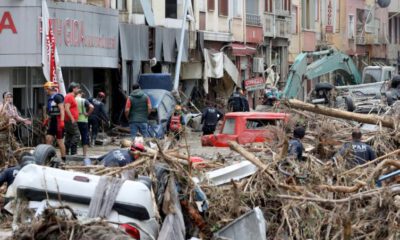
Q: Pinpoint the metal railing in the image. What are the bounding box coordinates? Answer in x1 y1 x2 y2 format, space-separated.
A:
246 14 261 26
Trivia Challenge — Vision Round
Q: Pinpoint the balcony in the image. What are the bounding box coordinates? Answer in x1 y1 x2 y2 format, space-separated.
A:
246 14 261 26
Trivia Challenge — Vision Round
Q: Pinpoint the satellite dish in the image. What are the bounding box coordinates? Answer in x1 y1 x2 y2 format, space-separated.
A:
377 0 391 8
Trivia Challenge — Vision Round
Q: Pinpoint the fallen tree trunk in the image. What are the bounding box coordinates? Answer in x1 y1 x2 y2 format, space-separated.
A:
228 141 278 186
285 99 395 129
276 184 400 204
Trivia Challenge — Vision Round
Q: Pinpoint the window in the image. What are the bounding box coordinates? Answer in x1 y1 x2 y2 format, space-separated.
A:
363 69 382 84
291 6 298 34
208 0 215 11
246 119 278 129
219 0 229 16
165 0 177 19
283 0 291 12
301 0 315 30
222 118 236 134
199 0 206 12
246 0 258 15
116 0 126 10
131 0 144 14
265 0 272 12
348 15 355 39
233 0 243 17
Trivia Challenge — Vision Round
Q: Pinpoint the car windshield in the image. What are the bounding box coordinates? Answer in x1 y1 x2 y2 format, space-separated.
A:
222 118 236 134
246 119 278 129
363 69 382 84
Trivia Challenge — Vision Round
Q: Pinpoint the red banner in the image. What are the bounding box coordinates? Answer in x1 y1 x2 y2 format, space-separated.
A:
244 77 265 91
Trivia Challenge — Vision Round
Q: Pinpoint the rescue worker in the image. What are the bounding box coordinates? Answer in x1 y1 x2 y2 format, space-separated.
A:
125 84 152 138
88 92 109 146
335 129 376 167
64 82 81 155
201 104 224 135
0 92 31 126
99 142 145 167
167 105 185 140
76 90 94 156
288 126 305 160
228 87 244 112
43 81 66 161
241 89 250 112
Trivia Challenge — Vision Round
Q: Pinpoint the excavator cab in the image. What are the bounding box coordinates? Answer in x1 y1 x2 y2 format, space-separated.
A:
311 83 334 105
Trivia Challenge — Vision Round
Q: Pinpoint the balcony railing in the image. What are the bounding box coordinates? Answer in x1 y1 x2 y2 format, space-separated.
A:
246 14 261 26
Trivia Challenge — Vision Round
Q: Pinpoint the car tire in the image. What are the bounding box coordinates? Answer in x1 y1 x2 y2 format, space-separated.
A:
33 144 57 166
344 96 355 112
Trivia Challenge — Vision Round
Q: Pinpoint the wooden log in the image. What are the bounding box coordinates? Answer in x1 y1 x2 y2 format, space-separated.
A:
228 141 277 186
285 99 395 128
276 184 400 204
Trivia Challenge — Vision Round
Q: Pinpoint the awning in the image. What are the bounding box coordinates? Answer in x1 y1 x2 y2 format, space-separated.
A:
119 24 149 61
231 43 257 56
223 54 239 86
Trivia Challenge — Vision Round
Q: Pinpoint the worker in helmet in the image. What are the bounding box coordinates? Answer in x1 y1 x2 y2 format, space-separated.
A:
43 81 66 161
99 142 145 167
167 105 185 140
88 91 109 146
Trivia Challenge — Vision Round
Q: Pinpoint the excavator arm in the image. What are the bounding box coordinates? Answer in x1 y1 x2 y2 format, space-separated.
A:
282 49 362 99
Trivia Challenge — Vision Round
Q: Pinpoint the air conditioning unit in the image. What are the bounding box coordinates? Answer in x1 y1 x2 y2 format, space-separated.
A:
253 58 264 73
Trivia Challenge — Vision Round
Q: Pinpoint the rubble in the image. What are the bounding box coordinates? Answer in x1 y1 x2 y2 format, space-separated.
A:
1 105 400 239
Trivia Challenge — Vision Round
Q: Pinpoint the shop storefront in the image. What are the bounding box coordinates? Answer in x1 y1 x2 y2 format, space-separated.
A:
0 0 118 116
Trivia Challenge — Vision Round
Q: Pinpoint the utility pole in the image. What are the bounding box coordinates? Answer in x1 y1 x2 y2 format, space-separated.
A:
173 0 189 92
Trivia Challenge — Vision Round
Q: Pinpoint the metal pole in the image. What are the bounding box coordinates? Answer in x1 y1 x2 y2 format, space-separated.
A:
173 0 189 91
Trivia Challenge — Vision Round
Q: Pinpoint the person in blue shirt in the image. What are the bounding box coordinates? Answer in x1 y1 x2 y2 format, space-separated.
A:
288 126 305 160
336 129 376 167
100 143 145 167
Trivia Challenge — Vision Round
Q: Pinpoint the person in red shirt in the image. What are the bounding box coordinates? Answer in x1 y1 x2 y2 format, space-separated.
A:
64 82 81 155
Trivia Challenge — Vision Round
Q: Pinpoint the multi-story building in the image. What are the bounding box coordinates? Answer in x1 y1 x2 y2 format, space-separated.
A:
388 0 400 73
0 0 119 118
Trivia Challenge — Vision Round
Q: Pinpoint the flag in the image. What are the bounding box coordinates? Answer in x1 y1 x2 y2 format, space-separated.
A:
42 0 66 95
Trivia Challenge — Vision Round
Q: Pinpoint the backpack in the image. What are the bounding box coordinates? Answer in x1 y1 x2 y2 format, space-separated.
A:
169 115 181 132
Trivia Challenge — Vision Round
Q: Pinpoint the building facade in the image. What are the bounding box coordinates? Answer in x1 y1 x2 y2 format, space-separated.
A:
0 0 118 118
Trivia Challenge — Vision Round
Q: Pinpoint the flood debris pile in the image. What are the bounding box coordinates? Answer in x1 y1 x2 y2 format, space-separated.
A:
1 104 400 240
13 207 132 240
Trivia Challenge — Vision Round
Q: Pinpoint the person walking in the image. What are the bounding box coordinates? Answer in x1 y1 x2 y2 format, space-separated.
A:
167 105 185 140
125 84 152 138
76 90 94 156
64 82 81 155
43 81 66 161
228 87 244 112
335 129 376 167
288 126 306 160
88 92 109 146
201 104 224 135
241 89 250 112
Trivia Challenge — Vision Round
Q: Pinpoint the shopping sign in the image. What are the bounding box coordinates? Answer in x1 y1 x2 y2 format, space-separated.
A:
244 77 265 91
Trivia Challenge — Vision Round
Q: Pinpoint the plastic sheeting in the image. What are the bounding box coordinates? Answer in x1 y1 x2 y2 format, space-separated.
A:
155 27 189 63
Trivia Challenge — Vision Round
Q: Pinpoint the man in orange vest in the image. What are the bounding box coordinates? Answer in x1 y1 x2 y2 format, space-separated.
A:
167 105 185 140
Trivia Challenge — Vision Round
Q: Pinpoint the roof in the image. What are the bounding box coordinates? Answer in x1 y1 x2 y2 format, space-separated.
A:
225 112 289 119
